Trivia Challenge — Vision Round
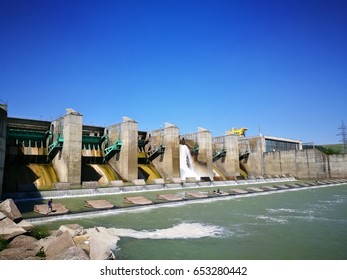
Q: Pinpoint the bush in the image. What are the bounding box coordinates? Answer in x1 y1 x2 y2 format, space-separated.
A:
0 237 9 251
35 247 46 258
30 225 51 240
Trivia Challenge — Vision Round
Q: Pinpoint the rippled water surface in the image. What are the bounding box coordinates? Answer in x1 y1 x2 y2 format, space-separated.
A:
44 184 347 260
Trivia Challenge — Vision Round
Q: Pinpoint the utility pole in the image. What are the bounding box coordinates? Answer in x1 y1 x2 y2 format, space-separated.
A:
337 120 347 153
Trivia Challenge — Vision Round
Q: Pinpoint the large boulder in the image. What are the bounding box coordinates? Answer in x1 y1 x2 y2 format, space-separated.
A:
7 235 39 249
73 234 90 256
45 230 89 260
0 199 22 222
86 227 119 260
53 246 89 260
17 220 34 231
0 217 26 240
0 212 6 221
58 224 86 237
37 234 58 253
0 235 42 260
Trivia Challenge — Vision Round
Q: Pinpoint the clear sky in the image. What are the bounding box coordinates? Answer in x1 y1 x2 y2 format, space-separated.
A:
1 0 346 144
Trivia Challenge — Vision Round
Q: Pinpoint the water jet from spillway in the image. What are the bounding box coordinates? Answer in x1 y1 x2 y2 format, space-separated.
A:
179 144 200 180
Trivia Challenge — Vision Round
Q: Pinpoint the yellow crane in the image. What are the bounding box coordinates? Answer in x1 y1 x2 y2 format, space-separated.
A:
230 127 248 137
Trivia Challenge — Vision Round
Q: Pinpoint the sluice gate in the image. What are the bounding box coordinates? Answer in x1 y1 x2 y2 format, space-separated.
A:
137 131 163 183
81 126 121 186
4 118 60 191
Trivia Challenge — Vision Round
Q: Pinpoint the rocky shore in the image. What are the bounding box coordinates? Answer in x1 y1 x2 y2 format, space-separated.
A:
0 199 119 260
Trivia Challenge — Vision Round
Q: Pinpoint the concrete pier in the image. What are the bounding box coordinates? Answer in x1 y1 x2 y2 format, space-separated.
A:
196 127 214 180
106 117 138 182
213 133 240 179
150 123 180 180
52 109 83 185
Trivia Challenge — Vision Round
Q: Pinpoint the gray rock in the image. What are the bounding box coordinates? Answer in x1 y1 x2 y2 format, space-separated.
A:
45 230 75 259
58 224 86 237
37 235 58 253
73 234 90 256
0 217 26 240
53 246 89 260
0 212 6 221
45 230 89 260
17 220 34 231
7 235 39 249
0 247 43 260
0 199 22 221
0 235 42 260
86 227 119 260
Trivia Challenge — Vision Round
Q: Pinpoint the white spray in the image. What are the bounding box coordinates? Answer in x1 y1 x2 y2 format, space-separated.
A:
179 144 200 180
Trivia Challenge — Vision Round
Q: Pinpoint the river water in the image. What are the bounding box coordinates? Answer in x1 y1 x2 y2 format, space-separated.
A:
43 184 347 260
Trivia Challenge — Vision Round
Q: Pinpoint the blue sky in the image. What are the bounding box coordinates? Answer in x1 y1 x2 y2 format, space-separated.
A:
1 0 346 144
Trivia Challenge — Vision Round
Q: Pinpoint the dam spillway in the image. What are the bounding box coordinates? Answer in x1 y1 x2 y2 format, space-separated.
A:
1 105 347 198
137 131 163 183
2 116 60 192
81 163 121 187
4 162 59 191
179 144 200 180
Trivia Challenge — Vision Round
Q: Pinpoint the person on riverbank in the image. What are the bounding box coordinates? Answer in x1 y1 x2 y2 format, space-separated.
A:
47 199 53 214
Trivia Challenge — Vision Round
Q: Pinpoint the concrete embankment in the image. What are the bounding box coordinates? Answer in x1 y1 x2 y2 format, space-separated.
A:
20 178 347 224
2 176 296 201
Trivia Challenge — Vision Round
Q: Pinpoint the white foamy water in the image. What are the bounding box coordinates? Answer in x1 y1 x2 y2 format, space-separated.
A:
256 215 288 224
108 222 224 239
179 144 200 179
266 208 309 214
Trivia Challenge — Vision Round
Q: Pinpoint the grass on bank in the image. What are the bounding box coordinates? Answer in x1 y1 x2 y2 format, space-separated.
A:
0 237 9 251
315 144 346 155
0 225 49 257
29 225 51 240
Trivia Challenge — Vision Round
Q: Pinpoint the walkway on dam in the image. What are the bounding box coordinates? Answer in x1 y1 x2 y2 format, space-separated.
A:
5 177 298 201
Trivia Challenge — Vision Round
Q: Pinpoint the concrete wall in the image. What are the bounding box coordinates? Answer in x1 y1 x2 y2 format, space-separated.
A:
107 117 138 182
0 104 8 196
212 134 240 178
238 135 347 179
328 153 347 178
151 123 180 180
241 136 265 177
52 109 83 185
264 149 347 179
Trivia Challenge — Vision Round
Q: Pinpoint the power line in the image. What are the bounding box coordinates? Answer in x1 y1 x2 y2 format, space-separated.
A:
337 120 347 153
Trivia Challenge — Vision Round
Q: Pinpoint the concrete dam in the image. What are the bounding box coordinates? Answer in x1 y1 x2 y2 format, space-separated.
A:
1 105 346 197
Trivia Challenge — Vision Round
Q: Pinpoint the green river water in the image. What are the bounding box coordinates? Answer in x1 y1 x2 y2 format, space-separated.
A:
40 184 347 260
